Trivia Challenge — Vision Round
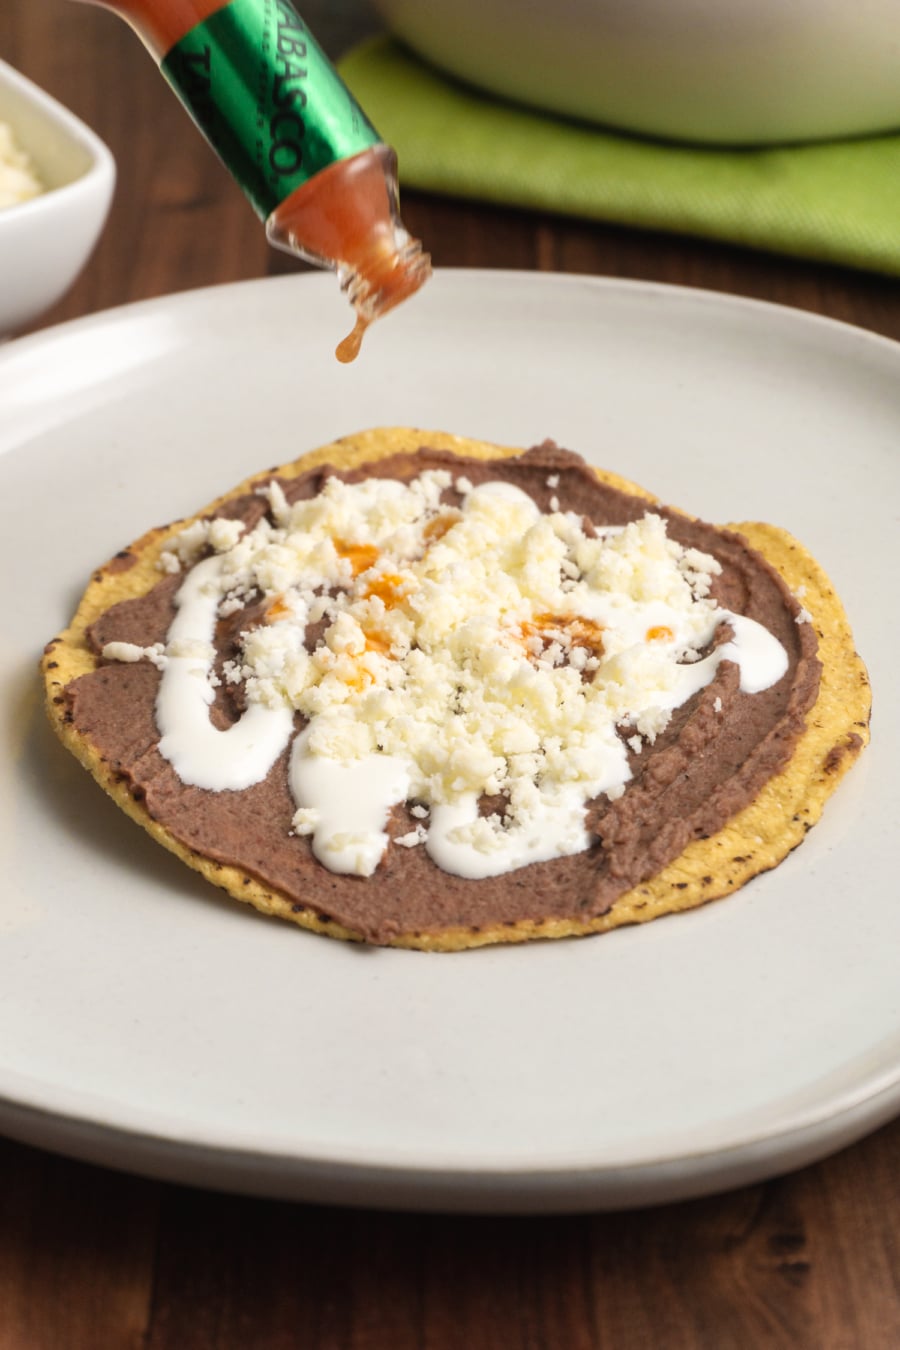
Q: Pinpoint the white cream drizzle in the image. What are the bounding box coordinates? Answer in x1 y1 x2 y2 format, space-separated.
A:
155 556 293 791
106 472 792 878
289 728 409 876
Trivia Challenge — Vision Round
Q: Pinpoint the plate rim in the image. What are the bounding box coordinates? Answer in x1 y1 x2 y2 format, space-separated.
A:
4 265 899 373
3 1068 900 1212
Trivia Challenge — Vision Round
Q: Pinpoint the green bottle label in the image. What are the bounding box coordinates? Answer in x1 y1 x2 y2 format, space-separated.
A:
161 0 380 219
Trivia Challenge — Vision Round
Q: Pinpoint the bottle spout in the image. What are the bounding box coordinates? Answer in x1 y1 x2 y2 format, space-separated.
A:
268 144 431 363
336 234 431 363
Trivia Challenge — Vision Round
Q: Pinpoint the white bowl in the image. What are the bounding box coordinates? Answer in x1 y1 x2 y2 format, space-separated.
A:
0 59 115 337
373 0 900 145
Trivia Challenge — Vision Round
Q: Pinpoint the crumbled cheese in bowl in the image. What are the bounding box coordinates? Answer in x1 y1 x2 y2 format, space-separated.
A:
109 469 789 881
0 122 43 210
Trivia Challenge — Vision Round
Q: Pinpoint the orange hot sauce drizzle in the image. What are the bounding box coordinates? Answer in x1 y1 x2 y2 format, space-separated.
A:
335 314 368 365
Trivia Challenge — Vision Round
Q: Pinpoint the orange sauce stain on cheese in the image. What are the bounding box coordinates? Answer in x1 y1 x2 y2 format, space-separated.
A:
422 510 462 544
521 614 606 657
340 631 393 690
333 539 380 577
359 572 409 609
363 629 392 655
264 595 292 623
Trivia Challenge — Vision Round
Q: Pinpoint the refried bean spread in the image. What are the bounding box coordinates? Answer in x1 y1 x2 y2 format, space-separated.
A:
54 442 824 946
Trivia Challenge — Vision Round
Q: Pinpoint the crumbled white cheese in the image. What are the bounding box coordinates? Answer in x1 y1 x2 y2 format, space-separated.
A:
160 515 244 573
291 807 320 835
101 641 167 670
217 595 244 617
135 467 791 877
395 825 427 848
208 517 245 552
0 122 42 210
155 474 730 856
795 607 813 625
167 520 212 567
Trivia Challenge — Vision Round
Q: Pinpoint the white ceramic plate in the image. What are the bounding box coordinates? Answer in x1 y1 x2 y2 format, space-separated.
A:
0 271 895 1213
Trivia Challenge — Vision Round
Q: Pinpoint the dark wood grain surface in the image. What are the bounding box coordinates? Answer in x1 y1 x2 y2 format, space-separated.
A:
3 4 900 1347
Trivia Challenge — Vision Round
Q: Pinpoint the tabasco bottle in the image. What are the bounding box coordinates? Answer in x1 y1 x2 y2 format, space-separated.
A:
75 0 431 361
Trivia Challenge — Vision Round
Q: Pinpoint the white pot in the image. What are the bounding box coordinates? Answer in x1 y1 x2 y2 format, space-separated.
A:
373 0 900 145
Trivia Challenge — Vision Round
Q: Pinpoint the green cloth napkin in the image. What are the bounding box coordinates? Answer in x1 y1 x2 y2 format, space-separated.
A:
339 36 900 277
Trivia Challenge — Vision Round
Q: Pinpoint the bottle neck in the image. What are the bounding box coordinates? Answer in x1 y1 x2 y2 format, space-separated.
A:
267 145 431 361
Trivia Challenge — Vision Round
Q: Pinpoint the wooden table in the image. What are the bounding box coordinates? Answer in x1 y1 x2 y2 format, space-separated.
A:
3 5 900 1347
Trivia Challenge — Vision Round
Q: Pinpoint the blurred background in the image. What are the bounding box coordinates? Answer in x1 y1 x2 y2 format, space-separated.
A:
5 0 900 342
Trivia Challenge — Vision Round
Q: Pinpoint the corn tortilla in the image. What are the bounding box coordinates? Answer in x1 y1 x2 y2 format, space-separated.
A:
41 428 870 950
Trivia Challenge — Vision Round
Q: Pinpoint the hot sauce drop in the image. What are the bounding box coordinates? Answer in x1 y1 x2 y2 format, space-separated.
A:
75 0 430 360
